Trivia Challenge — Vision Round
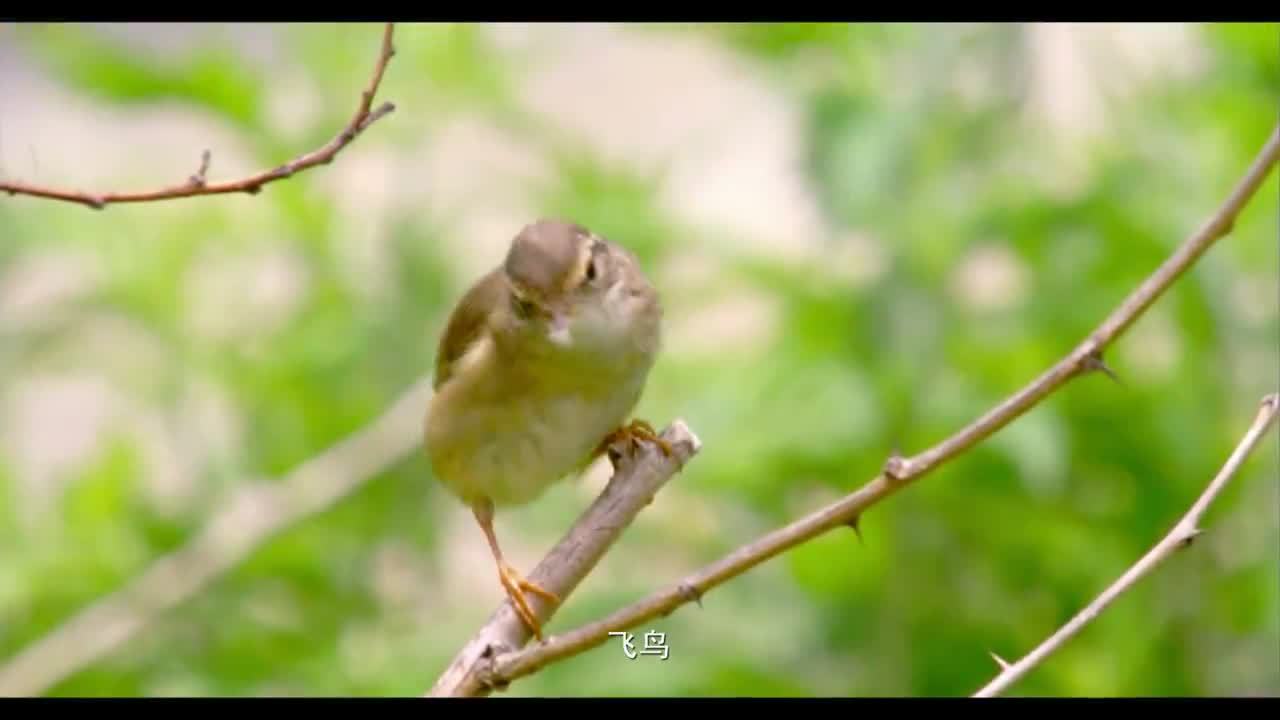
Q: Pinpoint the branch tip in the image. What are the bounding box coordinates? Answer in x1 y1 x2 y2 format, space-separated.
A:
670 418 702 455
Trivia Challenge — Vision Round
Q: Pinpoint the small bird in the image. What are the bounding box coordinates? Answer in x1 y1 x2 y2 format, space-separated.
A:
425 218 670 640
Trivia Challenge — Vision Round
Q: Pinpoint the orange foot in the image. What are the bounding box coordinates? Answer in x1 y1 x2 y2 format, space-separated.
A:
596 419 673 461
497 561 560 641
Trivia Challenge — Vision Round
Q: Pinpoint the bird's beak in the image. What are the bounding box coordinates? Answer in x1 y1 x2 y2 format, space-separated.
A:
546 308 573 347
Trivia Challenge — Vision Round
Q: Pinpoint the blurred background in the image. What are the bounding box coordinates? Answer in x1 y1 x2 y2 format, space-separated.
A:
0 22 1276 697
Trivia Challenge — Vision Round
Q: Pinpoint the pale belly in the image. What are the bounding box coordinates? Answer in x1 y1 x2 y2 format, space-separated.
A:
426 369 646 508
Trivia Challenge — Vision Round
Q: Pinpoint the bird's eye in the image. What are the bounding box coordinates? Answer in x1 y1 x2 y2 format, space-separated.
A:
582 241 606 288
513 295 536 319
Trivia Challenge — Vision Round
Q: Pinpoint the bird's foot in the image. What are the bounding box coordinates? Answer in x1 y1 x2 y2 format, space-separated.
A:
497 561 559 641
597 419 673 462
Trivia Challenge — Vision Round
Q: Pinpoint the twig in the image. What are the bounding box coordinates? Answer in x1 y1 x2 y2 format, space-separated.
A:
973 392 1280 698
0 23 397 210
428 421 702 697
0 378 435 697
443 124 1280 694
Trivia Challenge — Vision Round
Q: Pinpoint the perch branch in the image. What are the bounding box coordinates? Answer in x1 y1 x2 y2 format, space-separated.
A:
0 378 435 697
0 23 397 210
428 422 702 697
973 392 1280 697
436 124 1280 695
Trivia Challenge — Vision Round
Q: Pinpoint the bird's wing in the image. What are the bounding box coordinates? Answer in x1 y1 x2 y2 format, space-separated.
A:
433 268 508 391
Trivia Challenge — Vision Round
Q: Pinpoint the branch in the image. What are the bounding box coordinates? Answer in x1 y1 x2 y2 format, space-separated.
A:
0 23 397 210
428 421 702 697
0 378 435 697
440 124 1280 695
973 392 1280 698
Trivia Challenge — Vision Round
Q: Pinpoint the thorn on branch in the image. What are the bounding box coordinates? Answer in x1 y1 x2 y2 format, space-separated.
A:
1179 528 1205 548
989 651 1011 670
188 149 211 187
846 514 864 544
1082 350 1121 384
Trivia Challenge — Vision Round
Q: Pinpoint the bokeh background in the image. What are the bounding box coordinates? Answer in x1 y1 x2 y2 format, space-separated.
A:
0 22 1277 697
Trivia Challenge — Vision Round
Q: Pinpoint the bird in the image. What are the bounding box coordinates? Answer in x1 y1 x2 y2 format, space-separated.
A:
424 218 670 640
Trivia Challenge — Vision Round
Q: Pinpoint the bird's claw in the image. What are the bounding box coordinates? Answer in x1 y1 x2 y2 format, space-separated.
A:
497 561 559 641
598 419 673 462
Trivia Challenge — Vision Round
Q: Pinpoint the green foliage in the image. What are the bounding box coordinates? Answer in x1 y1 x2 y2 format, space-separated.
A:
17 25 263 128
0 23 1275 698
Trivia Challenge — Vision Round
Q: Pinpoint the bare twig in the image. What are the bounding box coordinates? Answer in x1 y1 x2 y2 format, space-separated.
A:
443 125 1280 694
429 422 702 696
0 378 435 697
973 392 1280 698
0 23 397 210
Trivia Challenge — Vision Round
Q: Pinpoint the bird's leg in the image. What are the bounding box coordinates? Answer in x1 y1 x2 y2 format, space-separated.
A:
472 498 560 641
595 418 673 461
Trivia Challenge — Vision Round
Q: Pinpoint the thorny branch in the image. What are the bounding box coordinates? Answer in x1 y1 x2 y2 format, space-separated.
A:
431 124 1280 696
0 23 397 210
973 393 1280 697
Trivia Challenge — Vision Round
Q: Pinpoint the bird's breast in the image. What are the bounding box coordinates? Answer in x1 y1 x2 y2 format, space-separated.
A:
426 337 651 508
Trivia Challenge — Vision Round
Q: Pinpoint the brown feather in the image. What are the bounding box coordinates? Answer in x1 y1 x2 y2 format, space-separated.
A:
504 219 591 301
433 268 507 390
